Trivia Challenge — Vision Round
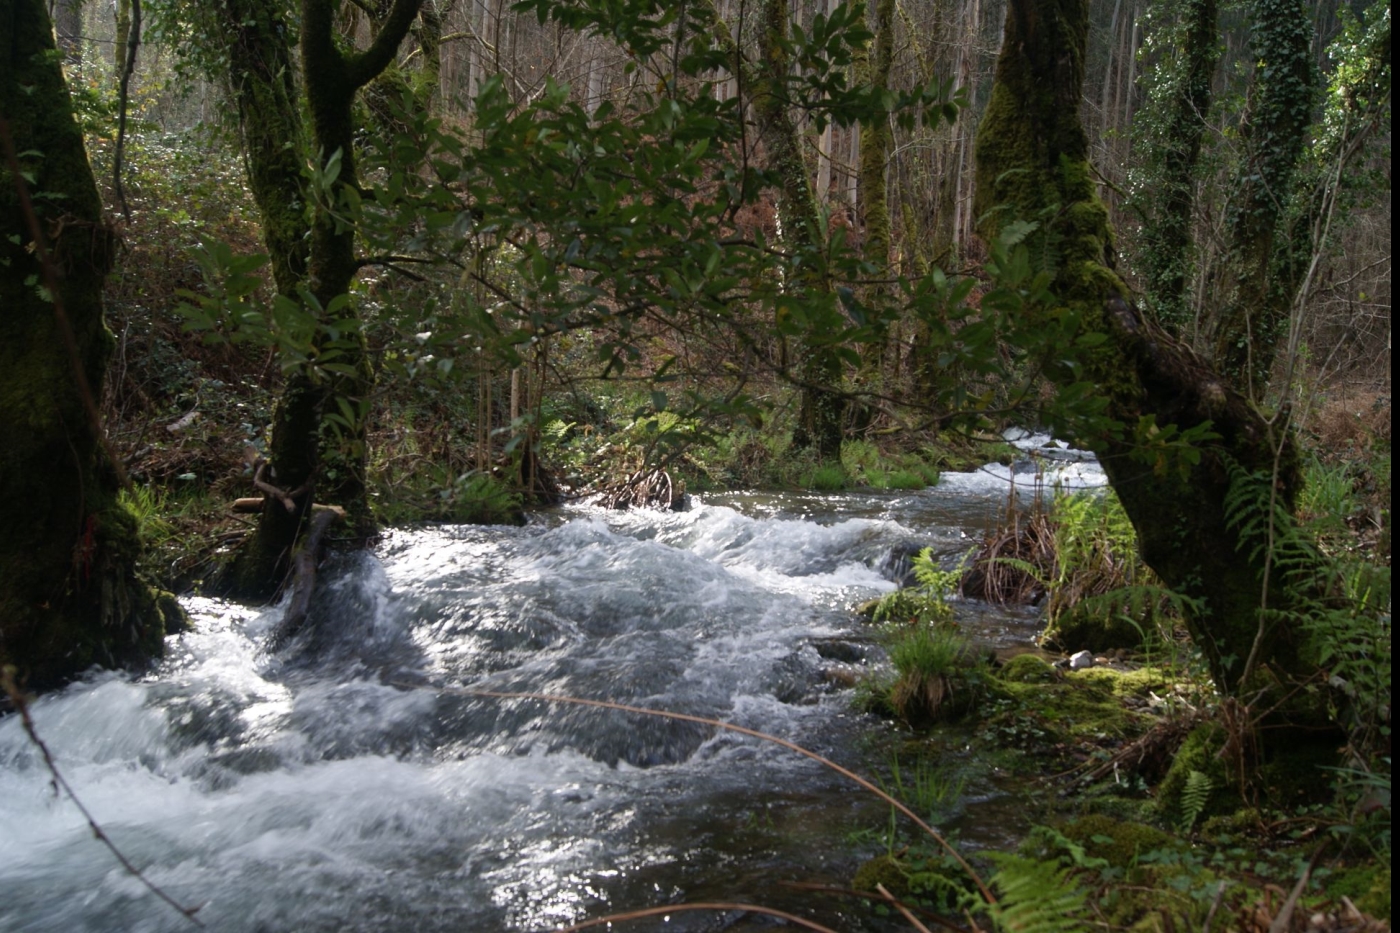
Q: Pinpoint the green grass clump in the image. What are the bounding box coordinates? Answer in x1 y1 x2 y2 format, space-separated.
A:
806 462 850 491
880 469 929 490
882 625 983 723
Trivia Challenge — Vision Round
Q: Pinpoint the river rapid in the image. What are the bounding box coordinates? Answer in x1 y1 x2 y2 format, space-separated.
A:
0 451 1104 933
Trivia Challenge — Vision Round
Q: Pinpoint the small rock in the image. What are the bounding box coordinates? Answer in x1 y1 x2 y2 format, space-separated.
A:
1069 650 1095 670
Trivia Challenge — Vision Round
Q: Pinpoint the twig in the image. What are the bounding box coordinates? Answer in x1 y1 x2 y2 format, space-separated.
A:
0 667 203 927
391 683 995 905
549 901 841 932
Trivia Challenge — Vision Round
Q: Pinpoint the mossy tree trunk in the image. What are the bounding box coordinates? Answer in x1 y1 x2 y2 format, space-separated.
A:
301 0 421 523
754 0 844 459
1202 0 1316 397
218 0 421 598
214 0 322 598
853 0 894 389
1132 0 1218 334
973 0 1326 710
1 0 179 689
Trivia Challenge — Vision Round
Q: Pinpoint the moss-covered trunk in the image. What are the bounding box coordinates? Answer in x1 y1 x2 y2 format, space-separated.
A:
755 0 843 459
973 0 1326 710
1132 0 1218 333
214 0 324 597
219 0 421 597
854 0 894 384
1204 0 1315 395
1 0 179 689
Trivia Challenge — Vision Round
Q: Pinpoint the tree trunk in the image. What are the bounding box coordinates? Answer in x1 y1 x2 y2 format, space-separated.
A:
1133 0 1219 333
1 0 180 690
301 0 423 536
213 0 322 598
973 0 1326 711
216 0 422 597
754 0 843 459
114 0 132 77
1204 0 1315 396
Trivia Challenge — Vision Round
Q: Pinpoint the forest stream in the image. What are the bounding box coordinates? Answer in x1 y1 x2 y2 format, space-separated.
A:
1 445 1106 933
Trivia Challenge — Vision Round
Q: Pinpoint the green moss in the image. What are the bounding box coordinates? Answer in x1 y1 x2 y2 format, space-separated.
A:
983 665 1153 756
1326 864 1391 921
1044 606 1145 653
1060 814 1179 868
1000 653 1059 683
852 854 908 896
1156 723 1233 825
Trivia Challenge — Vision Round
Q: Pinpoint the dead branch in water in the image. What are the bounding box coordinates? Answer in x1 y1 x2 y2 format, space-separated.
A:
599 468 677 510
268 508 341 648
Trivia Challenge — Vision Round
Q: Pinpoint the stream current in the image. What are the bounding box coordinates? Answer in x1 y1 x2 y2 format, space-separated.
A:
1 450 1104 933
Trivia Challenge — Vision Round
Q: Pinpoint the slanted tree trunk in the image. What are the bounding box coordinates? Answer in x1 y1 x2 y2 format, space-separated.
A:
973 0 1326 712
1 0 180 690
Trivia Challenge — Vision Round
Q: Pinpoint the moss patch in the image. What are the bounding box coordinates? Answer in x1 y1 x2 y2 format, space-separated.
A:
1000 653 1059 683
1059 813 1179 868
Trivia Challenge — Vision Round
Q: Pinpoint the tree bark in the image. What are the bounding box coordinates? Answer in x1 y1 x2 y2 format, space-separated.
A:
973 0 1325 709
753 0 843 459
1133 0 1219 333
1 0 180 690
1204 0 1315 396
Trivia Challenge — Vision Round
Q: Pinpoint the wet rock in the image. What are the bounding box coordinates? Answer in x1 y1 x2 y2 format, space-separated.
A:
809 637 870 664
878 541 931 588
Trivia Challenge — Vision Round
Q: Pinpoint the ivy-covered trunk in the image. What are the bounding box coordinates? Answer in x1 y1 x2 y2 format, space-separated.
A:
1203 0 1316 397
300 0 423 533
1131 0 1218 333
1 0 180 689
973 0 1328 713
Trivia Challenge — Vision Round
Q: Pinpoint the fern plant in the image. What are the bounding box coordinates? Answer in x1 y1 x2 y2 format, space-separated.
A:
986 852 1090 933
1177 769 1214 832
1220 453 1391 755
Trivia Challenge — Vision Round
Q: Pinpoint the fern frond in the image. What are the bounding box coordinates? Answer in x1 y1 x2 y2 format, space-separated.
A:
989 556 1050 587
987 854 1088 933
1178 769 1213 832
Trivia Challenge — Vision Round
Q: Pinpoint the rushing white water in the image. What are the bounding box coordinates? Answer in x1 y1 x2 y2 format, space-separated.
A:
0 475 1065 932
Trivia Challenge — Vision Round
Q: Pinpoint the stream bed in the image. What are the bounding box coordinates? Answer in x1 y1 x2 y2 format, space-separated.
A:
0 454 1105 932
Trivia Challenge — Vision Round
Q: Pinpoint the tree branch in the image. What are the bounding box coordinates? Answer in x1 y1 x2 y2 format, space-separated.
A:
346 0 424 89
